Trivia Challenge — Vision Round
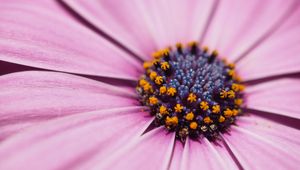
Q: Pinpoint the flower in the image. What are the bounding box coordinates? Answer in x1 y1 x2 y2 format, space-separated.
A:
0 0 300 170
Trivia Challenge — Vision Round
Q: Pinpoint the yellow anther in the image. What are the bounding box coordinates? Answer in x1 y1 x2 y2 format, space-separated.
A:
155 76 163 85
203 117 213 124
139 79 147 86
224 108 233 118
190 122 198 130
220 90 227 98
188 41 198 47
167 87 177 96
161 62 170 71
228 69 235 77
152 50 163 59
159 86 167 94
203 46 209 53
212 105 221 114
149 96 158 105
212 50 218 56
227 90 235 98
228 63 235 69
152 59 160 65
234 99 243 106
162 48 170 56
143 83 152 92
143 61 153 69
219 116 225 123
187 93 197 103
174 104 184 113
159 105 168 115
166 116 178 126
231 83 240 92
200 101 209 111
239 84 245 91
176 43 183 49
232 109 239 116
185 112 194 121
149 71 157 80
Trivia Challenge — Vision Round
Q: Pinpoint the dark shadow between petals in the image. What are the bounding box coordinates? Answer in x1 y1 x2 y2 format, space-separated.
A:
55 0 144 63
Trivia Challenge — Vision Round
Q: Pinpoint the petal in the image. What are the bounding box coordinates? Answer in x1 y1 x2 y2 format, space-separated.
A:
0 107 153 170
90 127 175 170
179 138 238 170
62 0 216 59
236 12 300 81
202 0 297 62
0 1 141 80
245 78 300 119
0 71 137 140
222 114 300 169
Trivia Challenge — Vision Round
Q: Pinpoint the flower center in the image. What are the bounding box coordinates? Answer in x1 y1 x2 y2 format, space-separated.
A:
136 42 245 142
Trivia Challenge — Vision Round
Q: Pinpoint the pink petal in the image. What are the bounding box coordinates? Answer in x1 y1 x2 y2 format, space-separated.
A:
91 127 175 170
202 0 297 62
0 71 137 140
222 114 300 169
0 1 141 80
236 14 300 81
0 107 153 170
62 0 216 59
245 78 300 119
178 138 238 170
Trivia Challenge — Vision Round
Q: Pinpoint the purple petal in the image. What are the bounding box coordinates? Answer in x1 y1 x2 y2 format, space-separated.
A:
0 107 152 170
0 1 141 80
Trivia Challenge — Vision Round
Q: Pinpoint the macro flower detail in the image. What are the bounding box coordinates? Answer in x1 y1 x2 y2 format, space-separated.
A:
137 43 244 141
0 0 300 170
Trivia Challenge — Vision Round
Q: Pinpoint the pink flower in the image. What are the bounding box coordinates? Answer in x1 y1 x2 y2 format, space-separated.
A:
0 0 300 169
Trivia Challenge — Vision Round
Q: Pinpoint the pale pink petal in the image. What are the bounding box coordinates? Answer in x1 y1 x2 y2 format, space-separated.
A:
222 115 300 169
62 0 216 59
90 127 175 170
202 0 297 62
0 107 153 170
169 141 183 170
179 138 238 170
245 78 300 119
0 2 141 80
236 14 300 81
0 71 137 140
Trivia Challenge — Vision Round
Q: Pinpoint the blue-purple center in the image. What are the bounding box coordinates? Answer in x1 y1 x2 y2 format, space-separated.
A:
137 42 244 142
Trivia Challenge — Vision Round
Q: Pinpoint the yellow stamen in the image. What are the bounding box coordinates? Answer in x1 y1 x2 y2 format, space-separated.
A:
188 41 198 47
185 112 194 121
143 83 152 92
220 90 227 98
190 122 198 130
203 117 213 124
149 96 158 105
228 63 235 69
200 101 209 111
161 62 170 71
165 116 178 126
219 116 225 123
203 46 209 53
143 61 152 69
155 76 163 85
227 90 235 98
234 99 243 106
174 104 183 113
176 43 183 49
231 83 240 92
159 105 168 115
149 71 157 80
212 105 220 114
167 87 177 96
232 109 239 116
159 86 167 94
228 69 235 77
187 93 197 103
139 79 147 86
212 50 218 56
224 108 233 118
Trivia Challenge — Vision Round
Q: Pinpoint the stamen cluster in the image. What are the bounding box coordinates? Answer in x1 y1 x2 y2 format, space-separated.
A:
137 42 244 141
